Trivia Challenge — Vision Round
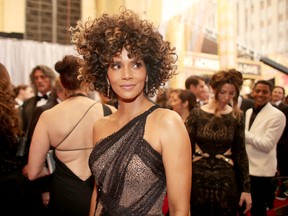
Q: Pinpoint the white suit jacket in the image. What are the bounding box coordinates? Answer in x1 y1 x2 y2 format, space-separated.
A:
245 102 286 177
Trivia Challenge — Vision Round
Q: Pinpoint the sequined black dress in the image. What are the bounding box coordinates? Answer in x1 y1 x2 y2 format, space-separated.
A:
185 108 250 216
89 105 166 216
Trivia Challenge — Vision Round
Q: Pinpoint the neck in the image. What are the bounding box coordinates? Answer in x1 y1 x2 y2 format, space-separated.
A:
180 110 190 122
67 92 87 98
116 97 153 120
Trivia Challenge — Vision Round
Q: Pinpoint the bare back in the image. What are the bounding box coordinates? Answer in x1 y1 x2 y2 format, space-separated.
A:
41 96 104 180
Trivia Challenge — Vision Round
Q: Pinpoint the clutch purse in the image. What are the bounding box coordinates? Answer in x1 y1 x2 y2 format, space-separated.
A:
46 149 55 174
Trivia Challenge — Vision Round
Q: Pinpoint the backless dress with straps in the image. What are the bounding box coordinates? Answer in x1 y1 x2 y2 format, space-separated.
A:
89 105 166 216
48 102 98 216
48 150 94 216
185 108 250 216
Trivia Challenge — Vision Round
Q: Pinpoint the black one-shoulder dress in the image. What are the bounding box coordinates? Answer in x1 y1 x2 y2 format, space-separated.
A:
89 105 166 216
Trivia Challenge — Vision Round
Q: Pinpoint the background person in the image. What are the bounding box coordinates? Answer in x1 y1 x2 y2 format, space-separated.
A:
13 84 35 108
185 75 206 106
185 69 252 216
170 89 197 122
270 86 288 200
0 63 26 215
27 55 108 216
20 64 57 215
70 8 192 216
245 80 286 215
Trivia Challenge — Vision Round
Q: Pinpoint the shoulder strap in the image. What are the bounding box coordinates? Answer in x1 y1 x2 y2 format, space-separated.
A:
102 103 113 116
55 102 97 149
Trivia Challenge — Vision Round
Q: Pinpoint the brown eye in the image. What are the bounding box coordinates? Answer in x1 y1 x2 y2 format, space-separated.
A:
133 62 142 68
110 63 121 70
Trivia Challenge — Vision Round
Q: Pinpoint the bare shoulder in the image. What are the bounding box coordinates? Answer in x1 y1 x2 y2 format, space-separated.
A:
149 108 183 130
93 111 117 143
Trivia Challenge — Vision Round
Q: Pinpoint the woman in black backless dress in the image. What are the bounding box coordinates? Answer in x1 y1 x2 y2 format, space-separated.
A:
70 8 192 216
27 55 108 216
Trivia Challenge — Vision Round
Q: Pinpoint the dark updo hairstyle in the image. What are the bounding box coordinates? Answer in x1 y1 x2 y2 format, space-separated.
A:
70 7 178 99
54 55 83 91
209 69 243 120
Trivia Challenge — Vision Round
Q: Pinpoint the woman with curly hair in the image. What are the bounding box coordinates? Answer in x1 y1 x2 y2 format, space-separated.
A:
185 69 252 216
0 63 25 214
70 8 192 216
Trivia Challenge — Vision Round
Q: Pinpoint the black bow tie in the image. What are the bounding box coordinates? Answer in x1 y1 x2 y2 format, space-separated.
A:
37 94 48 101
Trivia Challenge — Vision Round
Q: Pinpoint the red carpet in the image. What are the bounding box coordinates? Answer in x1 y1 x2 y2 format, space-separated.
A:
246 198 288 216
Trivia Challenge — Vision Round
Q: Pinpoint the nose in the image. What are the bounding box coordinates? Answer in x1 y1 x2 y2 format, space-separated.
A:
224 93 230 100
121 67 132 80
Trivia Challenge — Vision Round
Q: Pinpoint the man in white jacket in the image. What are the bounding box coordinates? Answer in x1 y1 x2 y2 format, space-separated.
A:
245 80 286 216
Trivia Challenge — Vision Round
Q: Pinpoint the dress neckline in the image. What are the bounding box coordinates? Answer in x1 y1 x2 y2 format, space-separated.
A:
68 93 87 99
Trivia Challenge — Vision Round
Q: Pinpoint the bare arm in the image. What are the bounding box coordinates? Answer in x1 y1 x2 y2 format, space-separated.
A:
27 112 51 180
89 183 97 216
161 111 192 216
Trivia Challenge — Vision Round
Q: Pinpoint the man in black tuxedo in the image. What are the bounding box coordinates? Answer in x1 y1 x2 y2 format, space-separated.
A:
21 65 57 135
271 86 288 200
26 77 65 148
20 65 57 216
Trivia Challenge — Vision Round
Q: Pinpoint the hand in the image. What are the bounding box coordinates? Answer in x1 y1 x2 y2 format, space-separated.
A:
22 164 28 177
239 192 252 214
42 192 50 207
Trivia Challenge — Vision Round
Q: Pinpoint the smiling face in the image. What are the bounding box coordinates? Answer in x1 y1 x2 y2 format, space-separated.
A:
252 83 271 108
271 87 285 103
107 48 147 102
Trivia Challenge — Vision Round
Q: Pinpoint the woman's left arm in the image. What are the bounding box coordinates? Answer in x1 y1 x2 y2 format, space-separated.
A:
161 111 192 216
232 116 252 212
27 112 51 180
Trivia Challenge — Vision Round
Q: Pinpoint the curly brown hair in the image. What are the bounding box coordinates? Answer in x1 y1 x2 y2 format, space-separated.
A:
70 8 178 99
209 69 243 120
0 63 21 146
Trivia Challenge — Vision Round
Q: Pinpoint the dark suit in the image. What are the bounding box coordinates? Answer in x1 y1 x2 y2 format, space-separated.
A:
21 96 58 216
273 102 288 176
240 96 254 113
21 95 57 159
27 99 59 149
239 96 254 124
21 96 38 134
22 95 57 135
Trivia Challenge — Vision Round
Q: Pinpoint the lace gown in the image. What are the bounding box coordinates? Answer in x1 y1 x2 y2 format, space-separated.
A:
89 105 166 216
185 108 250 216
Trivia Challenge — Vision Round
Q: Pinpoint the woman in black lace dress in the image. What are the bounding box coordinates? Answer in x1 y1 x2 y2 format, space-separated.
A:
185 69 252 216
0 63 25 215
70 8 192 216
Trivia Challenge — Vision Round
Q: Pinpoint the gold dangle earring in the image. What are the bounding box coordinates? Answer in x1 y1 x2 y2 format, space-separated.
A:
145 75 149 95
106 77 110 98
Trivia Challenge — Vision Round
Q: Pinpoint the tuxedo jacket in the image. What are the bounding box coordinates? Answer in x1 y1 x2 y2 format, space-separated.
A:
21 95 58 161
27 99 59 144
21 95 56 133
21 96 39 134
274 102 288 142
245 102 286 177
240 97 254 113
